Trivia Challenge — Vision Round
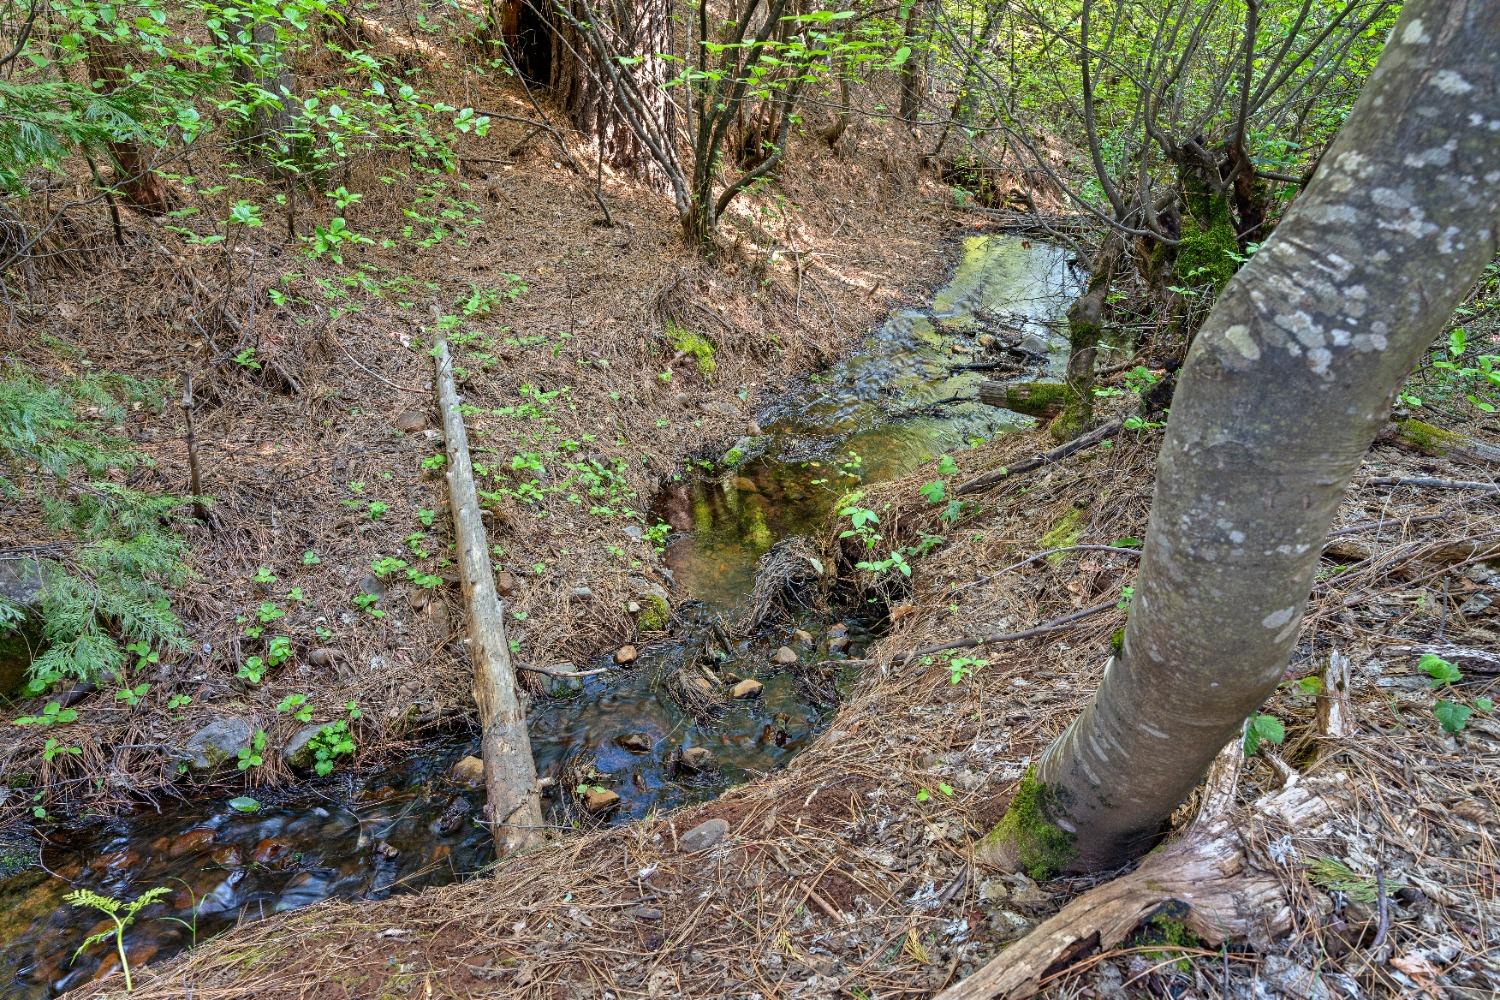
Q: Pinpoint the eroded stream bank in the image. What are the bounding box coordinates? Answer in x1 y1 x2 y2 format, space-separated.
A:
0 234 1077 997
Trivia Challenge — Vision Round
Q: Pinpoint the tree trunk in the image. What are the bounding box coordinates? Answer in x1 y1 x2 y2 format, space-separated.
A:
980 0 1500 877
84 38 174 215
531 0 671 188
897 0 927 123
228 16 296 165
1051 239 1121 441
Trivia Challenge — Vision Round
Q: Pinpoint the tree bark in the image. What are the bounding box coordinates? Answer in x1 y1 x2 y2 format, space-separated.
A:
1051 238 1121 441
435 339 545 856
532 0 671 188
84 38 174 214
980 0 1500 876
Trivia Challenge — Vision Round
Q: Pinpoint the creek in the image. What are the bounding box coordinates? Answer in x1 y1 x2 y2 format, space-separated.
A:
0 234 1077 997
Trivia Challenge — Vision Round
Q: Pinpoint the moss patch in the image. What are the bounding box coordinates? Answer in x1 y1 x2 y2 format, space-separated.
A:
635 593 670 632
1175 195 1239 292
1004 381 1067 418
667 322 717 377
1395 418 1460 456
1039 508 1085 563
980 767 1076 880
1137 907 1200 972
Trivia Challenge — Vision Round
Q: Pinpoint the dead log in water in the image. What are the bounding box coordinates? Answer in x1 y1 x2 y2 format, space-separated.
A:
434 337 545 855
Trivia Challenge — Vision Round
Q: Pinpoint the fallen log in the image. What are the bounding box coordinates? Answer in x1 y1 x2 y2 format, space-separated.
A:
938 743 1345 1000
1378 418 1500 466
435 337 545 855
977 380 1066 418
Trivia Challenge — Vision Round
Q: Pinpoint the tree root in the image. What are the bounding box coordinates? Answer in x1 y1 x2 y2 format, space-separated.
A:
939 743 1349 1000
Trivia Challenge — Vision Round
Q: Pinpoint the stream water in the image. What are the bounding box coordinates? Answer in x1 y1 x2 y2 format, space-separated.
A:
0 234 1077 997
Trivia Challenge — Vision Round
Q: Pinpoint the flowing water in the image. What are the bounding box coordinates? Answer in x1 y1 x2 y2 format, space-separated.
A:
0 234 1078 997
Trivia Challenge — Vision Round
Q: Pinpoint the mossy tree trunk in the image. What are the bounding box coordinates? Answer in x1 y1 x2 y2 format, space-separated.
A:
1051 238 1121 442
978 0 1500 876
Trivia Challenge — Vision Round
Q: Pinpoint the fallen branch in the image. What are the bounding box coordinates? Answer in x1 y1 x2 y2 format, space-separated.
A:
1366 475 1500 493
516 661 612 680
435 336 545 856
959 545 1141 591
839 598 1118 670
956 420 1123 496
1390 643 1500 674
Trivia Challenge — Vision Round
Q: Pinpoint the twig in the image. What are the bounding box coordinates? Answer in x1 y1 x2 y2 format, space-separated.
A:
1366 476 1499 493
516 662 611 680
960 544 1140 590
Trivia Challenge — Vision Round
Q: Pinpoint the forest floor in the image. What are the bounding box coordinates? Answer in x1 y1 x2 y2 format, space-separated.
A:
6 18 1499 1000
76 396 1500 1000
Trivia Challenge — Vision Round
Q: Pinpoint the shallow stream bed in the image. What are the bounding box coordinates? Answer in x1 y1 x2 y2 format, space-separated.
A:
0 234 1077 997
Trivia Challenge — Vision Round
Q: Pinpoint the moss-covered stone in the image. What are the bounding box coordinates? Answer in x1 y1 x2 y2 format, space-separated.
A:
667 322 717 377
635 592 670 632
1395 417 1460 456
979 767 1076 880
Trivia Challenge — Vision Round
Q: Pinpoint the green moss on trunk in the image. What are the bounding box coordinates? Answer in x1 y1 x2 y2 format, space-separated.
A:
1395 417 1460 456
979 767 1076 879
1004 381 1067 417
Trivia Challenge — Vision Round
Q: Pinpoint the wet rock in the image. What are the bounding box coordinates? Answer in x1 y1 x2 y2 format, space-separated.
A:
546 674 584 698
792 629 813 646
183 718 254 770
614 644 639 665
393 411 428 434
209 845 243 868
434 795 474 835
615 732 652 754
828 635 851 654
678 747 715 773
731 678 764 699
450 755 485 788
582 787 620 813
827 622 848 638
679 817 729 852
771 646 798 665
250 838 293 865
1018 331 1051 356
733 476 760 493
495 571 519 598
282 722 328 771
167 827 217 858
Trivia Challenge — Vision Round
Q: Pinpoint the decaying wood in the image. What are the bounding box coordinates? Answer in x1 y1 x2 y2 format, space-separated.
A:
1377 422 1500 466
977 379 1065 417
1391 643 1500 675
939 744 1346 1000
956 419 1123 496
435 337 545 855
1317 651 1356 738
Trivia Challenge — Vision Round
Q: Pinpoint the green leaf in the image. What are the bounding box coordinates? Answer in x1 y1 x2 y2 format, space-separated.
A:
227 796 261 813
1243 713 1285 756
1419 654 1462 687
1434 699 1471 734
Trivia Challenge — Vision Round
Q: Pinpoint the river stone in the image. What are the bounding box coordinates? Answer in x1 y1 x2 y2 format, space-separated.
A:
1017 331 1052 356
450 755 485 788
282 722 328 770
678 747 714 773
183 718 254 770
731 678 763 699
771 646 798 665
615 732 652 754
679 817 729 853
614 644 638 665
792 629 813 646
582 787 620 813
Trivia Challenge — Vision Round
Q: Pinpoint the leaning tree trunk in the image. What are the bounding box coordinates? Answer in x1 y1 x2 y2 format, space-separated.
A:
1051 237 1122 442
897 0 928 123
980 0 1500 877
522 0 671 188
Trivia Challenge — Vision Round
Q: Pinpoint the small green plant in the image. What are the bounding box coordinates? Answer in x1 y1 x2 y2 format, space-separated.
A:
946 654 987 685
43 738 81 762
13 701 79 727
1420 653 1493 733
916 782 954 803
371 556 408 578
1243 713 1285 756
114 682 151 707
277 693 315 723
252 565 278 586
65 886 171 991
237 731 267 771
301 550 322 565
